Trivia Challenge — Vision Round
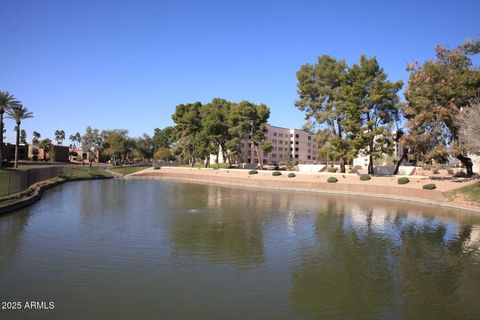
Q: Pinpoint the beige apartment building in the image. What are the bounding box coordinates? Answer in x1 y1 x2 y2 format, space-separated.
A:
213 124 317 165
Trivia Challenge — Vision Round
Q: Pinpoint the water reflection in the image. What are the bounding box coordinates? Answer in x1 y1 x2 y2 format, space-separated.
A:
0 210 31 267
169 184 266 266
1 180 480 319
290 198 480 319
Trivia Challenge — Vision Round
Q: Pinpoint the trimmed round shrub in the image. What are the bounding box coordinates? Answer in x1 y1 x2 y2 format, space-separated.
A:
423 183 437 190
153 166 161 170
398 177 410 185
348 168 358 174
454 171 467 178
288 173 296 178
272 171 282 176
327 177 338 183
327 167 338 173
359 174 371 181
248 170 258 175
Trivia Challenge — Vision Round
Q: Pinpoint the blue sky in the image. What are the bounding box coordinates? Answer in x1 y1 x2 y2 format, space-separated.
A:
0 0 478 143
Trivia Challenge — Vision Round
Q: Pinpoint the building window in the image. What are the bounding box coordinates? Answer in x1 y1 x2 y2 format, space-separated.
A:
295 141 299 145
308 136 311 140
308 155 311 160
279 140 283 144
279 133 283 137
295 134 299 138
273 132 277 136
295 155 299 158
295 148 298 151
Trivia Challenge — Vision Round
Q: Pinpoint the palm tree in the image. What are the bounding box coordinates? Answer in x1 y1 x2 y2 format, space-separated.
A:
0 91 20 166
6 105 33 168
55 129 65 145
32 131 41 145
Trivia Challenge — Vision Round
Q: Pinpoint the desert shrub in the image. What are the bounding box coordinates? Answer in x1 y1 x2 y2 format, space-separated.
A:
327 167 338 173
272 171 282 176
288 173 296 178
454 171 467 178
327 177 338 183
422 183 437 190
398 177 410 184
359 174 371 181
249 170 258 175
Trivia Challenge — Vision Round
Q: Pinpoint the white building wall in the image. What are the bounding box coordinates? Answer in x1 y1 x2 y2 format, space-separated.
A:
210 124 317 165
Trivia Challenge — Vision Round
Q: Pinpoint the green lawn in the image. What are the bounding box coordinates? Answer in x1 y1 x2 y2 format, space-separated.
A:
109 166 150 175
444 182 480 205
59 167 112 179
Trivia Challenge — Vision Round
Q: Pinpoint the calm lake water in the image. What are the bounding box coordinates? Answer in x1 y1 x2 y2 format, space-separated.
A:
1 180 480 320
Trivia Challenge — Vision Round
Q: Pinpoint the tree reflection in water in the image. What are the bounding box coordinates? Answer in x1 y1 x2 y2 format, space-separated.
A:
290 198 480 320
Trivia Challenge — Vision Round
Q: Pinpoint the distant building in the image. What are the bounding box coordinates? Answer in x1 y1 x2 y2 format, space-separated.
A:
211 124 317 165
1 143 28 161
352 131 404 168
28 145 70 162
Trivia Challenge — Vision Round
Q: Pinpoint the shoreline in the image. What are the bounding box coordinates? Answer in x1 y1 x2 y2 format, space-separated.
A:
0 176 113 215
128 167 480 214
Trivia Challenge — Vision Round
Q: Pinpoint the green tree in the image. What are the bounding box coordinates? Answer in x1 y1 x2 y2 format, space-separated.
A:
133 134 154 161
32 131 41 145
152 126 176 150
20 129 27 145
0 91 20 163
403 38 480 176
295 55 354 172
102 129 131 164
39 138 53 160
154 147 175 161
6 105 33 167
54 130 66 145
229 101 271 168
345 56 403 174
172 102 206 166
81 126 103 165
201 98 232 167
